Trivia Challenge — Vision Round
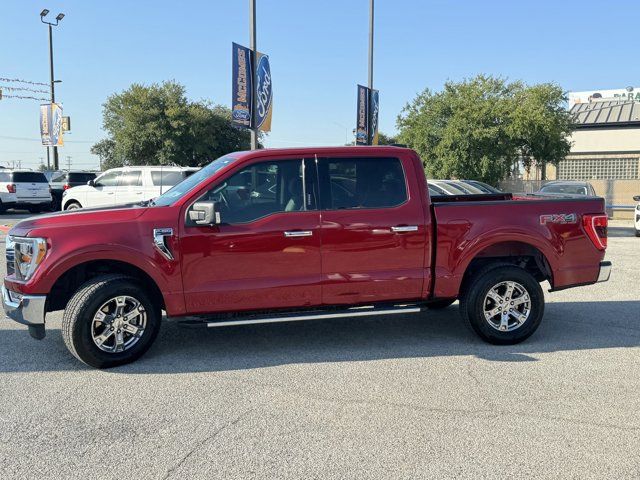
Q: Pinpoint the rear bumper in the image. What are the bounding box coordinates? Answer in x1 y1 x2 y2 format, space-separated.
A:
597 261 612 283
2 285 46 327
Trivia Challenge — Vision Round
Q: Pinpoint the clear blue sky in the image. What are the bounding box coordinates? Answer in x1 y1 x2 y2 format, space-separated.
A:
1 0 637 169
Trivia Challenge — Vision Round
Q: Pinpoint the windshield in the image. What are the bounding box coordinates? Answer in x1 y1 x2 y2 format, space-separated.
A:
152 154 240 206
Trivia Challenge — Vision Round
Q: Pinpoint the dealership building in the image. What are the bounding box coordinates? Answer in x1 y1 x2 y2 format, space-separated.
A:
522 88 640 218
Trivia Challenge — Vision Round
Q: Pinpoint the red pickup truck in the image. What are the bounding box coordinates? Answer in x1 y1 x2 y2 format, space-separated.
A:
3 146 611 368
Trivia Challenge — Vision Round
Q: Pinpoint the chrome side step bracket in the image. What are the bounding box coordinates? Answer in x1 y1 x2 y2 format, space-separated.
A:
205 306 423 328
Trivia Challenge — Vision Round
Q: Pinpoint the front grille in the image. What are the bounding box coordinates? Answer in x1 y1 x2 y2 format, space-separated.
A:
6 246 15 276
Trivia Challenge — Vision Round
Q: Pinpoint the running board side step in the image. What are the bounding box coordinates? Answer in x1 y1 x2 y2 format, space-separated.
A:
178 304 424 329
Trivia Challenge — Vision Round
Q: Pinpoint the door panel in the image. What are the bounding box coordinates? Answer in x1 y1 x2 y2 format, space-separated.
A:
88 171 121 207
115 170 143 205
180 157 321 314
318 156 427 305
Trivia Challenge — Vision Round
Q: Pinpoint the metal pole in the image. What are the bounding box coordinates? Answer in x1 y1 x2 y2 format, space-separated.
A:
367 0 374 145
46 148 50 170
249 0 258 150
48 24 59 170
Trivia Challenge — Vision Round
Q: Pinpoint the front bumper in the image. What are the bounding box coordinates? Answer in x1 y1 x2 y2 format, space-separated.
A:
2 285 46 338
597 261 612 283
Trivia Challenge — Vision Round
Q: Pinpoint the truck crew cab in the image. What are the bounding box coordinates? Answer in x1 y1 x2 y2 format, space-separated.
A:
3 147 611 368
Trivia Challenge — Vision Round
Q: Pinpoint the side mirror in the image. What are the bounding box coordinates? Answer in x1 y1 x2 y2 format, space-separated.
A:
189 201 219 225
87 179 95 187
633 195 640 202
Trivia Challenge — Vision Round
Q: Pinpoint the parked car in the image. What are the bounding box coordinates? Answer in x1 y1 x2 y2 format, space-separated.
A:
0 170 52 213
3 146 611 368
49 171 97 210
61 166 199 210
461 180 502 194
429 180 470 195
535 181 596 197
634 195 640 237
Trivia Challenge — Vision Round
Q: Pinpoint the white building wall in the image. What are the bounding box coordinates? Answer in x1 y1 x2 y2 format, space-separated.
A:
568 127 640 153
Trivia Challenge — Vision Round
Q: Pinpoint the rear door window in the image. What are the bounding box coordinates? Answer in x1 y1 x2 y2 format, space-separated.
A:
120 170 142 187
12 172 49 183
151 171 187 187
318 157 407 210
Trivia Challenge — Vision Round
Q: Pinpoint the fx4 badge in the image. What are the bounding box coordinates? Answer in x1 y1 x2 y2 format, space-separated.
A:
540 213 577 225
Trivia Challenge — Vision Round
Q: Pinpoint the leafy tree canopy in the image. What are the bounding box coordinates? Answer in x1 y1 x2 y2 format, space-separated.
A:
92 81 259 169
396 75 573 184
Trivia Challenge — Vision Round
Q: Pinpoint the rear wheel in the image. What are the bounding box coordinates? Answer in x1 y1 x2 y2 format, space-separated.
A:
65 201 82 211
635 227 640 237
27 206 42 213
460 265 544 345
62 275 161 368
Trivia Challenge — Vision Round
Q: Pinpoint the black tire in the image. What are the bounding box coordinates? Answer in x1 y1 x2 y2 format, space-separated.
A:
426 298 456 309
459 264 544 345
62 274 161 368
27 206 42 214
635 228 640 238
64 201 82 211
0 201 5 213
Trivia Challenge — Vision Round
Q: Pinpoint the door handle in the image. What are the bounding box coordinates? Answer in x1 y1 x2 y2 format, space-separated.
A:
284 230 313 238
135 192 143 194
391 225 418 233
106 192 115 195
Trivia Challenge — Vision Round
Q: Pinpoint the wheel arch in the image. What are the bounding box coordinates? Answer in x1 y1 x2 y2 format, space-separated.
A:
47 259 166 314
458 240 555 297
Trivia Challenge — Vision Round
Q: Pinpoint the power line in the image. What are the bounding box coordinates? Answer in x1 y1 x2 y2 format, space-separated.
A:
1 94 49 101
0 77 48 86
0 135 97 144
0 85 49 94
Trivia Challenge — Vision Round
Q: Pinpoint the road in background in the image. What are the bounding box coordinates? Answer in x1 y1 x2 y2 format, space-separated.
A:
0 220 638 479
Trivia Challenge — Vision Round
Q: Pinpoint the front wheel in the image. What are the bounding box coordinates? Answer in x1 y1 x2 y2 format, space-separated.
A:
635 227 640 238
459 265 544 345
62 275 161 368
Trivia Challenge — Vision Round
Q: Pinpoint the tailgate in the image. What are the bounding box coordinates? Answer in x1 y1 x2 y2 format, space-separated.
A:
16 182 50 200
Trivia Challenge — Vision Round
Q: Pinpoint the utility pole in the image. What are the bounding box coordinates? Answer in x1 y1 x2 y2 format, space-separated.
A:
367 0 374 145
40 9 65 170
249 0 258 150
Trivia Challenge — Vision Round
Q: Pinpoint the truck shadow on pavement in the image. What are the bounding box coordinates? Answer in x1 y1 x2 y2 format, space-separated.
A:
607 225 636 237
1 300 638 373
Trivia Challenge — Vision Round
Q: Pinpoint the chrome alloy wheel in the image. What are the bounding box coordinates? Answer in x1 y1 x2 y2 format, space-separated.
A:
91 296 147 353
483 281 531 332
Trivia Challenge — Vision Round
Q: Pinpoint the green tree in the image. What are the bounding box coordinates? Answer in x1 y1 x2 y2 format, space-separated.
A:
396 75 573 184
509 83 573 180
376 132 398 145
93 81 258 168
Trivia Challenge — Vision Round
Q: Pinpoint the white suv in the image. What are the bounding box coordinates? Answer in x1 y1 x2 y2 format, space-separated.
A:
634 195 640 237
61 166 199 210
0 170 52 213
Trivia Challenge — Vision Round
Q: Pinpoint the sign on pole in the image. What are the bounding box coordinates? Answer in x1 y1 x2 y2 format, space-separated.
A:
231 42 253 128
62 116 71 132
356 85 369 145
39 103 64 147
232 42 273 132
370 88 379 145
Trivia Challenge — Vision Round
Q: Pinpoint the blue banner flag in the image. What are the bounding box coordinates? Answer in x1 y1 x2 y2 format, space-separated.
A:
356 85 369 145
231 42 252 128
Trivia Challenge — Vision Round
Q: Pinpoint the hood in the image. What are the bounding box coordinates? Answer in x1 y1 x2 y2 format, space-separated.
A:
9 205 148 237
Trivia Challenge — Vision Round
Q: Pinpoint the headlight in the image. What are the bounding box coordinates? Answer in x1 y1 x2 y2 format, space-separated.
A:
9 236 47 281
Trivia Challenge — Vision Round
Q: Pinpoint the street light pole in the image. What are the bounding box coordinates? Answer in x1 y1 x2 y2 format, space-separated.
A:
249 0 258 150
367 0 374 145
40 9 64 170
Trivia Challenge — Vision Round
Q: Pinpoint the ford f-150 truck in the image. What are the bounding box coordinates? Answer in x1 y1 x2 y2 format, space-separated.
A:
2 146 611 368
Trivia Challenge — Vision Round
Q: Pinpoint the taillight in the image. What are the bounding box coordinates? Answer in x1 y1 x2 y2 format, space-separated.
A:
6 184 16 193
583 214 608 251
63 183 70 190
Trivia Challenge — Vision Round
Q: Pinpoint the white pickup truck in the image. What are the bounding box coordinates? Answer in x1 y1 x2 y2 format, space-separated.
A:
61 166 199 210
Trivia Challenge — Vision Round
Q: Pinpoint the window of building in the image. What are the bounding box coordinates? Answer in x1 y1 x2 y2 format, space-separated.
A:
558 157 640 180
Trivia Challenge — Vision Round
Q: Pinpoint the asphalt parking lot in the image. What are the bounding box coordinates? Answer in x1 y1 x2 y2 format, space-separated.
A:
0 215 638 479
